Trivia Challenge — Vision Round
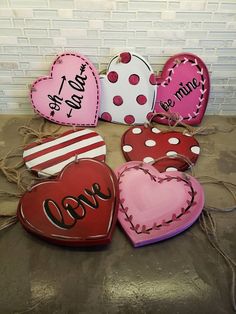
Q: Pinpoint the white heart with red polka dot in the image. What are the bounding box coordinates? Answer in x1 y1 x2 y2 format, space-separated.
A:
99 52 157 125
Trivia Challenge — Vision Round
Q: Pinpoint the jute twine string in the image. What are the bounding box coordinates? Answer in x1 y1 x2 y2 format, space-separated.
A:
197 177 236 311
145 112 235 136
0 115 64 229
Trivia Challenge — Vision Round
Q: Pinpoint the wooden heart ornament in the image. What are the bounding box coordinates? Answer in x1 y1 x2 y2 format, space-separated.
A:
154 53 210 125
122 125 200 172
115 161 204 247
99 52 157 125
18 159 119 246
23 129 106 177
30 52 100 126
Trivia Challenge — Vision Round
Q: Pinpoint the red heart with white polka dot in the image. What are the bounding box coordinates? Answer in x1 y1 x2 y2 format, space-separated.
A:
121 126 200 172
99 52 157 125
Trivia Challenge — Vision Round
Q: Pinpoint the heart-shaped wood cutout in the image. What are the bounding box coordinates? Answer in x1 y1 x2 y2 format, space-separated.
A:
99 52 157 125
23 129 106 177
30 52 100 126
115 161 204 247
154 53 210 125
18 159 119 247
122 126 200 172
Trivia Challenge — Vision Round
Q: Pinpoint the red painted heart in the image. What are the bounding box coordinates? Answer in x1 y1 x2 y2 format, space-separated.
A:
154 53 210 125
115 161 204 247
30 52 100 126
121 125 200 172
18 159 119 246
23 129 106 177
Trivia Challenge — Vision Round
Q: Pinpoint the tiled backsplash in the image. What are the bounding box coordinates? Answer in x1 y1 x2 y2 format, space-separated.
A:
0 0 236 114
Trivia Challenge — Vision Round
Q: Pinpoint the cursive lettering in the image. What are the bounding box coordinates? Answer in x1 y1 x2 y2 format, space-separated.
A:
43 183 112 229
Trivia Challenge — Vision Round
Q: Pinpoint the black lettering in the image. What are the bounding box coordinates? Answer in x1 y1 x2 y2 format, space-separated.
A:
43 199 76 229
65 94 83 109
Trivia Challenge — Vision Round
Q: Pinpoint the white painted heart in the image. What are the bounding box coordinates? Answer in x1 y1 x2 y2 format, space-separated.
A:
115 161 204 247
99 52 157 125
30 52 100 126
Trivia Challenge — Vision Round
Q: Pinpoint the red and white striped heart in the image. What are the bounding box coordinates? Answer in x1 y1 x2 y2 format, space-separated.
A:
23 129 106 177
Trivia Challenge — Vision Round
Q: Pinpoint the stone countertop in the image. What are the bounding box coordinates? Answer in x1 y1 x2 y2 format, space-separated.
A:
0 115 235 314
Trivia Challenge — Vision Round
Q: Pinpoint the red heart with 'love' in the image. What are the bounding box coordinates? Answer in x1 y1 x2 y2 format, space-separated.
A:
18 159 119 246
122 125 200 172
154 53 210 125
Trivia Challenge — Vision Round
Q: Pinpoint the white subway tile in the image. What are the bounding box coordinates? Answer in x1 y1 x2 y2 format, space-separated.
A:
161 11 176 20
52 20 89 28
89 20 104 29
112 11 136 20
101 31 135 39
49 0 74 9
57 9 73 18
128 21 152 29
176 12 212 21
25 19 50 28
30 38 53 45
12 8 33 17
0 62 18 70
129 1 167 10
9 0 48 7
0 10 14 17
104 21 127 30
61 29 87 38
75 0 114 10
24 29 48 37
74 10 111 20
33 9 58 18
0 18 12 27
0 37 18 44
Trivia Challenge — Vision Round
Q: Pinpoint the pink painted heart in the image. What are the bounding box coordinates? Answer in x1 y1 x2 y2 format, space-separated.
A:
154 53 210 125
23 129 106 177
115 161 204 247
30 52 100 126
99 52 157 125
121 125 200 172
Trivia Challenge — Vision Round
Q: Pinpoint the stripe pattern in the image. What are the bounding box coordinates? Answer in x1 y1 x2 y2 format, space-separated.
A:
23 129 106 177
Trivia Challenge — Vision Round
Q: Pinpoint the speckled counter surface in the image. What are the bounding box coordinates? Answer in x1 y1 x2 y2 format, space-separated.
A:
0 115 235 314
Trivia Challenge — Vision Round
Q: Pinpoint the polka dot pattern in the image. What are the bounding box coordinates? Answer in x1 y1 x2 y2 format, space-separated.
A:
149 73 156 85
145 140 156 147
122 127 200 173
132 128 142 134
136 95 147 105
143 157 154 163
129 74 140 85
152 128 161 134
101 112 112 122
191 146 200 154
113 96 123 106
100 51 156 125
166 167 177 172
124 115 135 124
120 52 131 64
123 145 133 152
166 151 177 156
107 71 118 83
168 137 179 144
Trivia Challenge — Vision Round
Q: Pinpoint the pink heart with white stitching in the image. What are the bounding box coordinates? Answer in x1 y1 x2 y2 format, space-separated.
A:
154 53 210 125
115 161 204 247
